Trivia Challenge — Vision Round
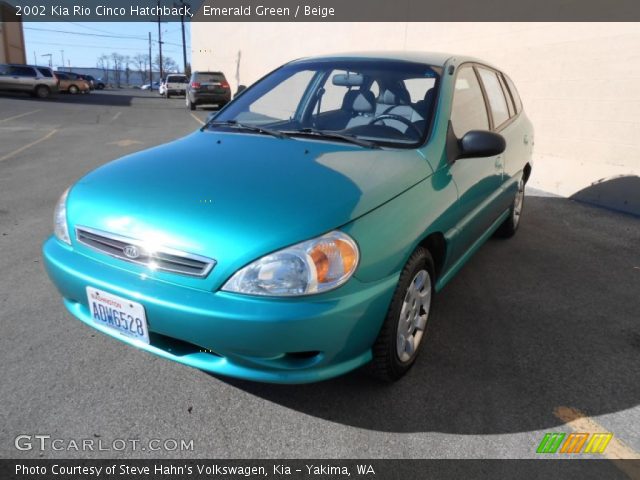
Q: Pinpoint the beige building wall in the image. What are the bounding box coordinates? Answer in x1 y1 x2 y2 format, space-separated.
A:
0 3 26 64
192 22 640 213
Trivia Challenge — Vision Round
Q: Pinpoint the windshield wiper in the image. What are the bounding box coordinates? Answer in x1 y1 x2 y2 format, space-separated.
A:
206 120 289 139
282 128 380 149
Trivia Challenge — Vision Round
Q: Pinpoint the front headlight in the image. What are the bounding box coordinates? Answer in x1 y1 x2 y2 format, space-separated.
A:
222 231 359 296
53 188 71 245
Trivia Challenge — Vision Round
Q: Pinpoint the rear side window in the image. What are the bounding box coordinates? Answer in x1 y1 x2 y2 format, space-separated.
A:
37 67 53 77
504 74 523 114
451 66 489 138
56 72 68 80
193 72 225 83
497 74 515 117
477 68 510 128
9 66 36 77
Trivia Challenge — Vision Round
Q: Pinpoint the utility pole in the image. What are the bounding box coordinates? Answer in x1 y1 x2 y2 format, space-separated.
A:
33 51 37 65
157 0 164 81
148 31 152 85
175 1 189 74
41 53 52 68
60 50 65 70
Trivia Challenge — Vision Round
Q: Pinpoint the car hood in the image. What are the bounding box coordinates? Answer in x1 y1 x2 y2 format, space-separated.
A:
68 130 431 290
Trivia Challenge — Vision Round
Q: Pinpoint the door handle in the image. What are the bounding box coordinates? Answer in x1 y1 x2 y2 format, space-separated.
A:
495 155 503 169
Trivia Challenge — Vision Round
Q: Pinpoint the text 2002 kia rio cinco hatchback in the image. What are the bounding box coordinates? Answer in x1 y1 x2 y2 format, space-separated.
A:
43 52 533 383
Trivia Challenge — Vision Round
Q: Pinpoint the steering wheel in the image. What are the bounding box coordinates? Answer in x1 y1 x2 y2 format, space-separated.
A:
367 114 422 137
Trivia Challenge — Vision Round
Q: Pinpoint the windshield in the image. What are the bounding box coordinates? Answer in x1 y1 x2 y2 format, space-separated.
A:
213 59 441 147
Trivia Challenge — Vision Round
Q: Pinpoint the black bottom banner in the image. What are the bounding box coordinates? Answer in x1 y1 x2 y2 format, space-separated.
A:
2 459 639 480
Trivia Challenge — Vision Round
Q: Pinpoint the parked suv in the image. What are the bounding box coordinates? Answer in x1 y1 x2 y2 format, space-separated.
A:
0 64 59 98
186 71 231 110
160 74 188 98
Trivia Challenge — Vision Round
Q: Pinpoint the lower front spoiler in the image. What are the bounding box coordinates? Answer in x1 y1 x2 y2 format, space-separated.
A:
63 298 373 384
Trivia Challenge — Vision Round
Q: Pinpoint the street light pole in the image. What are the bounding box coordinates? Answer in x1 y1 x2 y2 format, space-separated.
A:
175 0 189 74
157 0 164 81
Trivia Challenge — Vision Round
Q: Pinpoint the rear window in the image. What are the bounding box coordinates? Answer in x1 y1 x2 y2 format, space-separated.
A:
168 75 187 83
193 72 226 83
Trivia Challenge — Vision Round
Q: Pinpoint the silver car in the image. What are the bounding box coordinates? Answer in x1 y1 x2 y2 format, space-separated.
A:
0 64 59 98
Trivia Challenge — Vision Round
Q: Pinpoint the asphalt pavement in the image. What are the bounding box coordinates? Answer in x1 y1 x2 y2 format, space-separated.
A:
1 89 638 462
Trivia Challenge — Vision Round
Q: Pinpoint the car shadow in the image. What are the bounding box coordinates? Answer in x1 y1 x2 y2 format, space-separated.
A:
215 193 640 434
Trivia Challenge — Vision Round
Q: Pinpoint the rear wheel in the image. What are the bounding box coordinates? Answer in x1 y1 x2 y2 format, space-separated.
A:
68 85 79 95
34 85 50 99
186 95 196 111
495 177 525 238
166 91 171 99
370 247 435 381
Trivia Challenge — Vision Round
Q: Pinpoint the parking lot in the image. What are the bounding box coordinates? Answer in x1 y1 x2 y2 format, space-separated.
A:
1 89 639 461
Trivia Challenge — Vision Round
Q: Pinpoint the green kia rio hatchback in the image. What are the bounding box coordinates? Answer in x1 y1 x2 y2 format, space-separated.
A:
43 52 533 383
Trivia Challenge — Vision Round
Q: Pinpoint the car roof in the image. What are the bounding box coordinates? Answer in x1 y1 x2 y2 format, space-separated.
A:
289 51 494 69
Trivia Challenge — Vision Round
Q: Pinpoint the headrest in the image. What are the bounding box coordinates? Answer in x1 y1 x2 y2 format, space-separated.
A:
341 90 360 110
379 88 411 106
352 90 376 114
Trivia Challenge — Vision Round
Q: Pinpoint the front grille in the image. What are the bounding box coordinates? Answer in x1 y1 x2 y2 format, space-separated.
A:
76 226 215 278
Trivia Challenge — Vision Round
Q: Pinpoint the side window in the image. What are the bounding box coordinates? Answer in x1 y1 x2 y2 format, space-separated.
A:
37 68 53 78
498 74 515 118
504 74 523 114
477 68 510 128
10 66 36 77
249 69 314 121
0 64 9 76
451 67 489 138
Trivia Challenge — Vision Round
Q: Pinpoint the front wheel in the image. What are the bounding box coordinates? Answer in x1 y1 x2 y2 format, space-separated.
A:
370 247 435 381
68 85 79 95
34 85 50 99
495 177 525 238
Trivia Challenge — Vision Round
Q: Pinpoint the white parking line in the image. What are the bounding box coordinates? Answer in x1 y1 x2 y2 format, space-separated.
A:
190 113 205 125
0 129 58 163
110 111 122 122
0 109 41 123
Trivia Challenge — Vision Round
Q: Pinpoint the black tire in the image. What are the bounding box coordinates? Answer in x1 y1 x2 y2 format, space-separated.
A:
495 177 525 238
68 85 79 95
370 247 436 381
187 96 196 111
166 92 171 99
34 85 50 99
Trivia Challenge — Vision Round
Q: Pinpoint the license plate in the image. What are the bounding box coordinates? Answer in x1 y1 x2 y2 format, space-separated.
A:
207 84 218 90
86 287 150 344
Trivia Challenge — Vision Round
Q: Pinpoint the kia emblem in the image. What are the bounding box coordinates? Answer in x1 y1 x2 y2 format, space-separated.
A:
123 245 141 259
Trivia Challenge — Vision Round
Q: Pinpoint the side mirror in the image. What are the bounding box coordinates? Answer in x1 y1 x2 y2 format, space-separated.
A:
458 130 506 159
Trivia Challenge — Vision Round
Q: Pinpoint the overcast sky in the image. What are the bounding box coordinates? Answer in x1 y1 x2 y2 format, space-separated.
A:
23 22 191 70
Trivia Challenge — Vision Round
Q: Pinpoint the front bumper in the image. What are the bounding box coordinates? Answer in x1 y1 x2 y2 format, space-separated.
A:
43 237 397 383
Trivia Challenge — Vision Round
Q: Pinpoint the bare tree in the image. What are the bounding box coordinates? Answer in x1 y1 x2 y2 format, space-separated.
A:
132 53 147 85
154 54 179 75
97 54 110 83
